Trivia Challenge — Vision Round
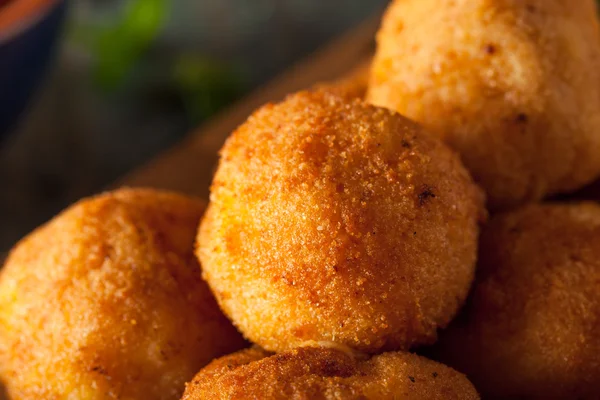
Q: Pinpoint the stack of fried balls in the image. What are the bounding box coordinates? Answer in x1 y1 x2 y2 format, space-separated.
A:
1 0 600 398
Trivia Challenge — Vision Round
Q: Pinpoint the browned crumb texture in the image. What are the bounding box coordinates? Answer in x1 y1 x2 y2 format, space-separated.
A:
436 202 600 399
0 188 246 400
198 89 485 354
182 346 480 400
368 0 600 210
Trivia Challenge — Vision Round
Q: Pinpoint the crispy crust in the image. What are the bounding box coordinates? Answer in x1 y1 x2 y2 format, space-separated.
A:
0 188 246 399
198 89 485 354
182 346 480 400
368 0 600 210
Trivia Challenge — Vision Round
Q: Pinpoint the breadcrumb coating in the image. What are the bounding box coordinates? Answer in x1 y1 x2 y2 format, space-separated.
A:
0 188 246 399
368 0 600 210
198 89 485 354
182 346 480 400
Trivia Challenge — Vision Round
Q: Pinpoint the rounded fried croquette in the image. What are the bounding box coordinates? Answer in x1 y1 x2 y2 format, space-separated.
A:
0 188 246 400
367 0 600 210
198 89 485 354
181 346 480 400
436 202 600 399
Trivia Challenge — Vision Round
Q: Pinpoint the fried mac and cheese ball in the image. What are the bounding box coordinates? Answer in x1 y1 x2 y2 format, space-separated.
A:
0 189 246 400
368 0 600 210
182 346 480 400
198 90 485 354
436 202 600 399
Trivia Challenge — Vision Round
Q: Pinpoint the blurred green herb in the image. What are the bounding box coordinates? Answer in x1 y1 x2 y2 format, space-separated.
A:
69 0 167 90
94 0 166 89
173 55 243 123
68 1 245 121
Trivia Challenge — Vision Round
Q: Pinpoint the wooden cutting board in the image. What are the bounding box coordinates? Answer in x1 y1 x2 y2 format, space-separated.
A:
0 14 378 265
118 14 378 200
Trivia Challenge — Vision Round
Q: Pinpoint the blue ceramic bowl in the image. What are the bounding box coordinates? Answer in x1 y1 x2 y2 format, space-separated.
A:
0 0 67 138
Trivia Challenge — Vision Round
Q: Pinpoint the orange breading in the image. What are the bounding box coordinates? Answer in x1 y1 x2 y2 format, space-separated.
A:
368 0 600 210
0 189 246 400
198 89 485 354
182 346 480 400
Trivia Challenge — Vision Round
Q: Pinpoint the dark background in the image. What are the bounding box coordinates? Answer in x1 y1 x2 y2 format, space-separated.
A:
0 0 388 251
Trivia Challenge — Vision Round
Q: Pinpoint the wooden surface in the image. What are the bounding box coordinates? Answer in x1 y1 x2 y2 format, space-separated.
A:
118 13 378 200
0 14 378 265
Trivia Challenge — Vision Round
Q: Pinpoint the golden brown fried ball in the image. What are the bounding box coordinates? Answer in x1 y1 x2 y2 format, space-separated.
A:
436 202 600 399
0 188 246 400
182 346 480 400
368 0 600 210
198 89 485 354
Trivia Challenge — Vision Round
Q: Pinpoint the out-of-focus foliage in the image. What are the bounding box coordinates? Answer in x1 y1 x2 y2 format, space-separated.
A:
69 0 244 125
173 55 242 122
93 0 167 89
